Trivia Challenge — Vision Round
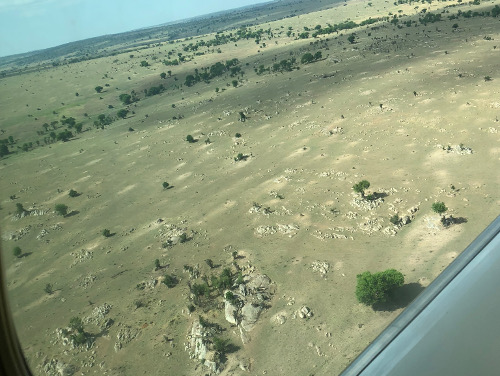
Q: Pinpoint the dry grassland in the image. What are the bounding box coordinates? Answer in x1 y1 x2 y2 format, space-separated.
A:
1 0 499 375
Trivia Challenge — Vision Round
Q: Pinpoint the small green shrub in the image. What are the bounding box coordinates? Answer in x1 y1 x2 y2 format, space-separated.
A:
102 229 111 237
235 133 241 138
179 233 188 243
44 283 53 294
389 214 400 225
186 135 195 143
69 189 78 197
162 182 169 189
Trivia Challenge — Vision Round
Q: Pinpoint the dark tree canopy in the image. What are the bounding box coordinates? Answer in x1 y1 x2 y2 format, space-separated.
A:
117 109 129 119
432 201 447 214
356 269 404 306
353 180 370 196
95 86 103 93
54 204 68 216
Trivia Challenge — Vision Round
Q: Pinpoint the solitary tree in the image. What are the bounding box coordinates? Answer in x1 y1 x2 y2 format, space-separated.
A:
353 180 370 197
95 86 103 93
102 229 111 237
232 80 238 87
69 189 78 197
140 60 149 67
355 269 404 306
15 203 26 215
55 204 68 216
13 246 22 258
163 274 178 288
162 182 170 189
160 72 167 79
68 316 88 346
432 202 447 214
347 34 356 44
186 135 195 143
44 283 53 295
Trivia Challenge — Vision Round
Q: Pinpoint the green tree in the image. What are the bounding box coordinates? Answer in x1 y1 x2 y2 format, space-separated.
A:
13 246 22 258
140 60 149 67
54 204 68 216
16 203 26 215
119 93 132 105
186 135 195 143
0 144 9 157
44 283 53 294
163 274 178 288
353 180 370 197
102 229 111 237
154 259 160 269
75 123 83 133
232 80 238 87
234 153 244 161
162 182 170 189
301 53 314 64
69 189 78 197
56 130 73 142
69 317 84 333
160 72 167 79
347 34 356 44
117 109 129 119
355 269 404 306
432 202 447 214
95 86 103 93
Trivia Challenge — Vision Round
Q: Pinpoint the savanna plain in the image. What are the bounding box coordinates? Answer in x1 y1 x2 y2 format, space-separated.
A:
1 0 499 375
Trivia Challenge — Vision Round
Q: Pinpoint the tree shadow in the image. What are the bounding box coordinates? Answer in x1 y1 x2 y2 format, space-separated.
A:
166 185 174 190
372 283 426 312
373 192 388 199
65 210 80 217
21 252 33 258
226 342 240 354
453 217 468 224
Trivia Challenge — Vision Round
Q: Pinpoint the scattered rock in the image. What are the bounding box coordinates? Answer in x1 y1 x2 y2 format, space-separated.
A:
311 261 330 277
298 306 313 319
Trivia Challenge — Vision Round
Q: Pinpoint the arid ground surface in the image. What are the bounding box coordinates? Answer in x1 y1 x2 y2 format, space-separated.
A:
1 0 499 375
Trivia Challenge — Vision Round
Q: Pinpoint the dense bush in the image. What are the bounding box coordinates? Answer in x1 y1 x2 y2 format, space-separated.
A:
356 269 404 305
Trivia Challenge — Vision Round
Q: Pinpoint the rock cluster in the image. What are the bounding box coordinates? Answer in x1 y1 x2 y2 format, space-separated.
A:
298 306 313 319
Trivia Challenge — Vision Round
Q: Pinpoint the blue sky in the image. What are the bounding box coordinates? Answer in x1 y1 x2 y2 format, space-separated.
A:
0 0 270 57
